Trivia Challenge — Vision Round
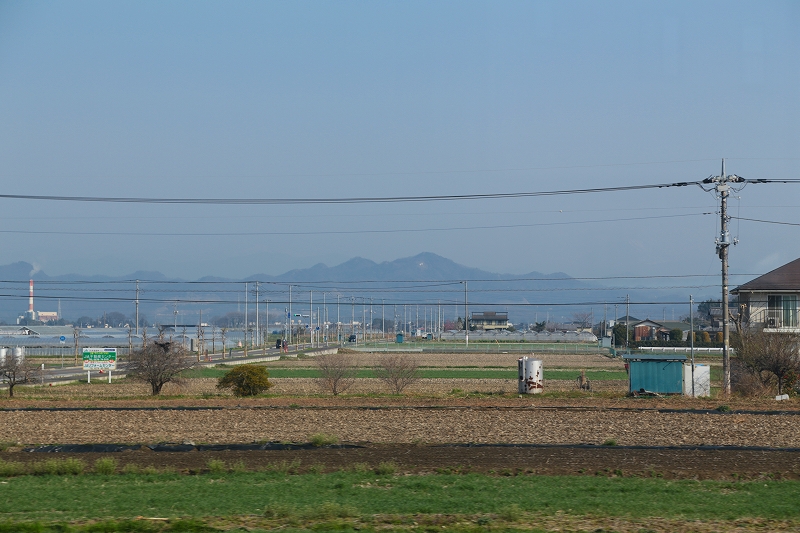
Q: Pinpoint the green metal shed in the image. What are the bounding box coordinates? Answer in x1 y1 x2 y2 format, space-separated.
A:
622 353 686 394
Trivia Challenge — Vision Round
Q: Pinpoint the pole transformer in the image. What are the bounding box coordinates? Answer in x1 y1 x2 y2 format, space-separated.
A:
702 159 744 395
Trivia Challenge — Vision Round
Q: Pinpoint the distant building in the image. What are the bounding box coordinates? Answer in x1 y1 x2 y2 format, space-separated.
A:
470 311 510 330
37 311 59 323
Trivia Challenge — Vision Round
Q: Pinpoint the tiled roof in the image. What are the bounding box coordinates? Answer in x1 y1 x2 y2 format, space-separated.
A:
733 257 800 292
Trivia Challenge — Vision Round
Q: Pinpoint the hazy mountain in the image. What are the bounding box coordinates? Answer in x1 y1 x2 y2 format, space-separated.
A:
0 254 710 325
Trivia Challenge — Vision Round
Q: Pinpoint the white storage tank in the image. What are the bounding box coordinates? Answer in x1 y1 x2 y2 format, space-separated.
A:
13 347 24 363
518 356 543 394
0 347 6 365
683 363 711 397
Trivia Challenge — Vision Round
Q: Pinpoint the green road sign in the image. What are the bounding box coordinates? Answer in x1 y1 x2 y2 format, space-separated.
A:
82 348 117 370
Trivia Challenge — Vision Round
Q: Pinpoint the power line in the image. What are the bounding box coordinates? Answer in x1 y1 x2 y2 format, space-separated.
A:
0 212 710 237
0 181 704 205
6 158 722 181
0 178 793 207
0 272 763 285
731 216 800 227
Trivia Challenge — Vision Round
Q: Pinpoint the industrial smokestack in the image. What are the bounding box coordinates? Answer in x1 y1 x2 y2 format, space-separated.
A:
29 279 34 313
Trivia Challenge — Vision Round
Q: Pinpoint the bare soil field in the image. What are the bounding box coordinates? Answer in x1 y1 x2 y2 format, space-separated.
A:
3 444 799 481
1 401 798 448
1 350 795 484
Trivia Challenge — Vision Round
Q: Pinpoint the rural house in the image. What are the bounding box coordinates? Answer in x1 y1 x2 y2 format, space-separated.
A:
469 311 510 330
732 257 800 333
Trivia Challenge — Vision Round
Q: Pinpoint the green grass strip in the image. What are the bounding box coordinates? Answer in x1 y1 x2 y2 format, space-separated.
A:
0 472 797 522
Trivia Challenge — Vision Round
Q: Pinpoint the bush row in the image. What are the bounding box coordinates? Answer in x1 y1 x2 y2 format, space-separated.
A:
0 456 400 478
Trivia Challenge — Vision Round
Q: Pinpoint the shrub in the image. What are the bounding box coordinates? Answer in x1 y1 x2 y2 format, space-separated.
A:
217 364 273 396
31 458 86 476
309 433 339 447
374 461 397 475
94 457 118 475
207 459 227 474
0 459 26 477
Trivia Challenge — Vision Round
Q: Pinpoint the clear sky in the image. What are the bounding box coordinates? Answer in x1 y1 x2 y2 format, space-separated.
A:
0 0 798 281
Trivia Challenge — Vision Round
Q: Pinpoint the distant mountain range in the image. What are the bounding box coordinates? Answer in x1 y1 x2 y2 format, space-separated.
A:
0 253 710 325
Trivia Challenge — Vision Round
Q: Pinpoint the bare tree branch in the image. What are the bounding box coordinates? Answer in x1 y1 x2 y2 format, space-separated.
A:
733 317 800 396
126 340 195 395
374 354 420 394
0 355 40 397
315 352 357 396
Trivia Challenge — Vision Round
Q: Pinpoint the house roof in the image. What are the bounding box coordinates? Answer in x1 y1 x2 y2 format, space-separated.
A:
622 353 687 362
733 257 800 293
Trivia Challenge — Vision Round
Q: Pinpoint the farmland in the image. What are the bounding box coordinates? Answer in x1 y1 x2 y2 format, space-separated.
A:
0 349 798 532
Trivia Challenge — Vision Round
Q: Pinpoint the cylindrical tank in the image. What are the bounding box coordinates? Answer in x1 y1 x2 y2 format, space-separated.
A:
518 356 543 394
13 347 24 364
0 347 7 365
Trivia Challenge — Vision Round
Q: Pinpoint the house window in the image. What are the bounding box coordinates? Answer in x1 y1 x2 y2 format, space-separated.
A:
768 295 798 328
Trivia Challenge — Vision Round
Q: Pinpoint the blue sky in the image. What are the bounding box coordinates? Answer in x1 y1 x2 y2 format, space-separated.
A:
0 0 798 280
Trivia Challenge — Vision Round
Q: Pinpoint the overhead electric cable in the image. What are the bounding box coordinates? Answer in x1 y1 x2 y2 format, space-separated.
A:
730 216 800 227
0 213 710 237
0 181 704 205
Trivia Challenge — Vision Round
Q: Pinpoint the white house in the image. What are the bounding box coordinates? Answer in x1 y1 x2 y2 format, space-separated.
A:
732 257 800 333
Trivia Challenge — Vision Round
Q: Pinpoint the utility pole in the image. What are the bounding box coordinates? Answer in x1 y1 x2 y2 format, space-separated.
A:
244 282 248 356
702 159 744 395
462 281 469 348
625 294 629 351
265 298 270 350
288 285 292 347
255 282 259 350
135 280 139 335
690 295 695 398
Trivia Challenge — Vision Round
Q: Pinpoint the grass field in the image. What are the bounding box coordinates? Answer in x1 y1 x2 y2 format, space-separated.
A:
0 469 797 532
183 366 628 381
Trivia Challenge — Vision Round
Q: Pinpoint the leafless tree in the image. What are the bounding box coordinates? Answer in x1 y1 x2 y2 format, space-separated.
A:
315 352 357 396
211 325 217 353
373 354 420 394
572 312 592 330
733 318 800 396
141 325 148 349
126 324 133 353
220 327 228 359
0 356 40 397
126 340 195 395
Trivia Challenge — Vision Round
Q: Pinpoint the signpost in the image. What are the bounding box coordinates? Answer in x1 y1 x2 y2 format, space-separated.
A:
59 336 66 367
82 348 117 383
